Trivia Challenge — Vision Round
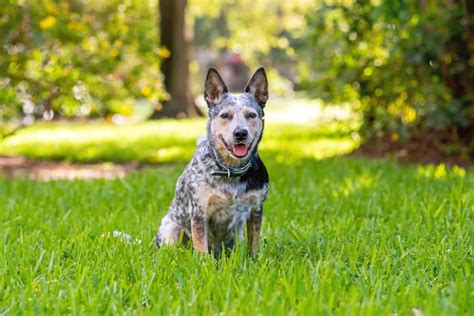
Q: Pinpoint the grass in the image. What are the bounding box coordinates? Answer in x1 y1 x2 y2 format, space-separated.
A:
0 101 472 314
0 119 355 165
0 98 356 165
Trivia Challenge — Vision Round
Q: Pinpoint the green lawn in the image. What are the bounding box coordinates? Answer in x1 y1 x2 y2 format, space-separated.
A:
0 106 472 314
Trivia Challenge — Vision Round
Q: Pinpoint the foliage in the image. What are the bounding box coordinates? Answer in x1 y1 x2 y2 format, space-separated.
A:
0 0 165 127
301 0 474 155
189 0 314 95
190 0 309 63
0 118 472 314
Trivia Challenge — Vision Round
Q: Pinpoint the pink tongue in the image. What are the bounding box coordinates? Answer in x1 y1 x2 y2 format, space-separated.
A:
233 144 248 157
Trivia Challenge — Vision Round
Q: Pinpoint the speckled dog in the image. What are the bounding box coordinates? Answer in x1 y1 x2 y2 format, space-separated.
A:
156 67 269 257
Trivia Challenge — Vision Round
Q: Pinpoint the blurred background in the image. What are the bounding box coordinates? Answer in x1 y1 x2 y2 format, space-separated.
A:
0 0 473 178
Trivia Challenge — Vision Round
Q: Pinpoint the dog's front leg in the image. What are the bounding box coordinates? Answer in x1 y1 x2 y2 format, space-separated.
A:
247 207 263 258
191 213 208 253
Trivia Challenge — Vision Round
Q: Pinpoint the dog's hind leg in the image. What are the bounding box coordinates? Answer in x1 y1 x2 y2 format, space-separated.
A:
156 214 185 248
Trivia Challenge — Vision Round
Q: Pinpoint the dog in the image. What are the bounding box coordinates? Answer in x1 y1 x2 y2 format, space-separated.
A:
156 67 269 257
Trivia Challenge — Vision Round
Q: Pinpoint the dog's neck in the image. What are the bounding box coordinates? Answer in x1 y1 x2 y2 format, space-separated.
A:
206 139 254 178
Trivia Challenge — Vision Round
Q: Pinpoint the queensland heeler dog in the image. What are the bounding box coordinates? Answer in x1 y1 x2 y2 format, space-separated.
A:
156 67 269 257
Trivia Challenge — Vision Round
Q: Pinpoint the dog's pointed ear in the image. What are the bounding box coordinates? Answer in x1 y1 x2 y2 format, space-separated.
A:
204 67 228 106
245 67 268 107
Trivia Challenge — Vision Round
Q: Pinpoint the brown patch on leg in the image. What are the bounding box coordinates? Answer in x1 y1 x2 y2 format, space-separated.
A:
239 192 258 205
191 215 209 253
247 210 262 258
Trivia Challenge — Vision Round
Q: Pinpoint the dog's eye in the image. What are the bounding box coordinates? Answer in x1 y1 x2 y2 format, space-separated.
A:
247 112 257 119
220 113 231 119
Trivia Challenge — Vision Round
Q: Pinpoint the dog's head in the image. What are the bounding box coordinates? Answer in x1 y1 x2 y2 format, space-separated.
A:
204 67 268 166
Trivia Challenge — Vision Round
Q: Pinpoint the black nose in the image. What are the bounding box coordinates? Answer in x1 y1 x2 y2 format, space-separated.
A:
233 129 248 141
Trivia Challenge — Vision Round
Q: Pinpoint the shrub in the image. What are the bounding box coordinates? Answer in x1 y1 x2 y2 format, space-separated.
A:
301 0 473 157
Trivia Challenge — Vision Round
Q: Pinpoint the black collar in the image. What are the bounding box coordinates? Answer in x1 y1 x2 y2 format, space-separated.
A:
209 146 252 178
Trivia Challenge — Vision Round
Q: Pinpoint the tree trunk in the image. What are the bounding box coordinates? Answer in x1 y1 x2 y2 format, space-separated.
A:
151 0 201 119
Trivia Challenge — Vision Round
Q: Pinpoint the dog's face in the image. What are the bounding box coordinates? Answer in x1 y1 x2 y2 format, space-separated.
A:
204 67 268 166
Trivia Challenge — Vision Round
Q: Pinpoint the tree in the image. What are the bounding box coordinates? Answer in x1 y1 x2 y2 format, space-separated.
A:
0 0 165 136
151 0 201 118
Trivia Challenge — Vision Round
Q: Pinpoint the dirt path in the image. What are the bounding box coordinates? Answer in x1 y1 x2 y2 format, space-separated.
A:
0 156 143 181
349 135 472 168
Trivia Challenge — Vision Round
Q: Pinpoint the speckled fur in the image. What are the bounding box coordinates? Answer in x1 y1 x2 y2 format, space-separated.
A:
156 68 270 256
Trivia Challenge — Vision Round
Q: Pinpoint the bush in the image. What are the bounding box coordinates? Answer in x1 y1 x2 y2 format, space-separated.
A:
301 0 473 156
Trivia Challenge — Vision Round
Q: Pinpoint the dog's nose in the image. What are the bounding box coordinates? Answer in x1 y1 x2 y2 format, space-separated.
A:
233 128 248 141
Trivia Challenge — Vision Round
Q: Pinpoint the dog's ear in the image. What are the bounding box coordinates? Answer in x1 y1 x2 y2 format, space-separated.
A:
204 67 228 106
245 67 268 107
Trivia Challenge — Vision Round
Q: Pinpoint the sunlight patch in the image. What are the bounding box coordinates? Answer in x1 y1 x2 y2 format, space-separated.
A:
417 164 466 179
264 138 357 162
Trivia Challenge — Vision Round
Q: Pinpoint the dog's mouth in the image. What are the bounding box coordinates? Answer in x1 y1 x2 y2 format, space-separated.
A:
231 144 249 157
222 138 251 158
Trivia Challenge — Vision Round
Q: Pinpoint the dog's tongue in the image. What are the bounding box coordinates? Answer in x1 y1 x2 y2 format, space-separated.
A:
232 144 248 157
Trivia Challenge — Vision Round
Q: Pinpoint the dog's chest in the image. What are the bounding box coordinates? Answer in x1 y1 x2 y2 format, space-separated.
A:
196 183 265 224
